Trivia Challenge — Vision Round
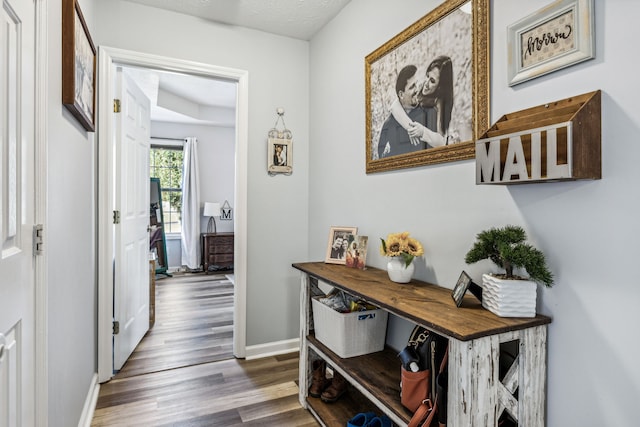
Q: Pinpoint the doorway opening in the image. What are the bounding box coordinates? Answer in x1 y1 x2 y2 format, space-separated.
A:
97 47 248 383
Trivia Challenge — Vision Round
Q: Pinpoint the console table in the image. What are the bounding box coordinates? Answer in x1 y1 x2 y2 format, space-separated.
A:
293 262 552 427
201 232 234 273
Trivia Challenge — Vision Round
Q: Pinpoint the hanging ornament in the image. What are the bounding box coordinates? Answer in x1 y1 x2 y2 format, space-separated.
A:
268 107 293 176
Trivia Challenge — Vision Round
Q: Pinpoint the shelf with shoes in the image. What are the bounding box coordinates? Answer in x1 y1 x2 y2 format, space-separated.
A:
294 262 552 427
306 337 410 426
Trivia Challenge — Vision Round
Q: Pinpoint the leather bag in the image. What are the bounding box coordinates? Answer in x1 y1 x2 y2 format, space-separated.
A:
399 326 449 427
400 367 431 413
407 346 449 427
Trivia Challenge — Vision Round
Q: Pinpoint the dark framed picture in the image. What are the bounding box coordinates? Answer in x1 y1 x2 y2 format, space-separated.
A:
365 0 490 173
62 0 96 132
507 0 595 86
452 271 473 307
325 226 358 265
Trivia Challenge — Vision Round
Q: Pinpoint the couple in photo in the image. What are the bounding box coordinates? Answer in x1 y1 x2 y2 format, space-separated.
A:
377 56 454 159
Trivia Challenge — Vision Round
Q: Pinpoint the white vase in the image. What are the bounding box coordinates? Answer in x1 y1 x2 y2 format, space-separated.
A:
481 273 537 318
386 257 415 283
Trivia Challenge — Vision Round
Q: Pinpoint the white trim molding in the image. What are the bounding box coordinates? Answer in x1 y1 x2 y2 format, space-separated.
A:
245 338 300 360
97 46 249 381
77 374 100 427
34 0 49 424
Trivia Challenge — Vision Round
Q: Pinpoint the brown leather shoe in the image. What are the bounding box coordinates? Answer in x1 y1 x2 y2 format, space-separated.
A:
320 371 347 403
308 360 330 398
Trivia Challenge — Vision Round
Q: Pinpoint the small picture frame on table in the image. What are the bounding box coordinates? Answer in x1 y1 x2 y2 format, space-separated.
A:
452 271 483 307
345 235 368 270
452 271 473 307
325 226 358 265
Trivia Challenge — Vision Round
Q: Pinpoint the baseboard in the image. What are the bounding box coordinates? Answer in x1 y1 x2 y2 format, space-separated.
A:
77 373 100 427
244 338 300 360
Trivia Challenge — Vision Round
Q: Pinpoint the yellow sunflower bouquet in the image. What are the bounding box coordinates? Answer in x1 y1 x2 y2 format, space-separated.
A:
380 232 424 267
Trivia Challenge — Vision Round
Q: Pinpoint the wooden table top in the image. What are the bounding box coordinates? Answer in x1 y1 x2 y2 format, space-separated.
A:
293 262 551 341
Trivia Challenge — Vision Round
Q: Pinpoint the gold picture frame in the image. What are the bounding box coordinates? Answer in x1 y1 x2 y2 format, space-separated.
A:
365 0 490 173
62 0 96 132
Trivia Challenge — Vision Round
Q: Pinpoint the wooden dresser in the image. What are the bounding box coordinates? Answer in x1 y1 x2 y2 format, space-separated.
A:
201 232 234 273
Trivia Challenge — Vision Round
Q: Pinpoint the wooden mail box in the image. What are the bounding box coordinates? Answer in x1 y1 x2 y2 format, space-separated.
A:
476 90 601 184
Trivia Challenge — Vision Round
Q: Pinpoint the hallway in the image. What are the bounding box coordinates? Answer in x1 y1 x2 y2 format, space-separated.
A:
89 272 315 426
115 273 234 379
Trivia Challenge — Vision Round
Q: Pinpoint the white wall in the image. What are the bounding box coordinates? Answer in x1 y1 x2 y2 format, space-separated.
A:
94 0 310 345
151 121 236 268
309 0 639 425
47 0 98 425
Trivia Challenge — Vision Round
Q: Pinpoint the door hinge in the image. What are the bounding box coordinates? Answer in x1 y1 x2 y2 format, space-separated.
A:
113 210 120 224
114 99 121 113
34 224 44 255
113 321 120 335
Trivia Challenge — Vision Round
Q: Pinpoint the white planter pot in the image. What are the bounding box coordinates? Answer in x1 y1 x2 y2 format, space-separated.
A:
386 257 414 283
481 274 537 318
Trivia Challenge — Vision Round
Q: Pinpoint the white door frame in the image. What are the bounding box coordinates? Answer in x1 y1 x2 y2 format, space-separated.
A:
34 0 48 423
97 46 248 382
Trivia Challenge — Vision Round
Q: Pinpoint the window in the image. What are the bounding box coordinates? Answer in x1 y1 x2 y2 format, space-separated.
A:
150 145 184 234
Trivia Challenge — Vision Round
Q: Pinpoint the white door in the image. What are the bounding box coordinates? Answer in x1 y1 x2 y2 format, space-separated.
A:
113 68 151 370
0 0 36 424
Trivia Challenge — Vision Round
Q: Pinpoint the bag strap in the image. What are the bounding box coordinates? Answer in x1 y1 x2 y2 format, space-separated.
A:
439 344 449 373
408 343 450 427
407 399 436 427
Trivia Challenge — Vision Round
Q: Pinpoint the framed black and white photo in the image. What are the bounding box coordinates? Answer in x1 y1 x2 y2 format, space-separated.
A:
365 0 490 173
62 0 96 132
325 226 358 265
507 0 595 86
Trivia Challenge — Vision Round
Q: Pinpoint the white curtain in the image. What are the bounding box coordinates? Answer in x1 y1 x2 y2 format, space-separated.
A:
181 137 201 269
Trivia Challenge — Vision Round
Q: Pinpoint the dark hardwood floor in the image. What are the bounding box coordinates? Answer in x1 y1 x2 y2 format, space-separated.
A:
92 272 317 426
116 273 235 379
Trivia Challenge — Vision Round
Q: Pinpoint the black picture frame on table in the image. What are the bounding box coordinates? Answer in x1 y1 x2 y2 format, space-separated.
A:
452 271 483 307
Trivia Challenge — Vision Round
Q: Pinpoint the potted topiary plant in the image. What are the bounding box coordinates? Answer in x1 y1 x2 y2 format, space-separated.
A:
464 225 553 318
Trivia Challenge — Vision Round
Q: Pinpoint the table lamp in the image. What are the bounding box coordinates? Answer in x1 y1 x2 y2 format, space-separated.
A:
203 202 221 233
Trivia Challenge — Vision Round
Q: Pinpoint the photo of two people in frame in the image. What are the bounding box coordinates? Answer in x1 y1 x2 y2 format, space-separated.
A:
370 5 473 161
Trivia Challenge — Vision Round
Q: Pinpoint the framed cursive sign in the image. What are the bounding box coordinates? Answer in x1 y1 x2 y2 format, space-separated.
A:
507 0 594 86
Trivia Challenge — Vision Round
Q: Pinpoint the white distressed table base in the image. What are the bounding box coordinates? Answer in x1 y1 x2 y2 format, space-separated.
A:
449 326 547 426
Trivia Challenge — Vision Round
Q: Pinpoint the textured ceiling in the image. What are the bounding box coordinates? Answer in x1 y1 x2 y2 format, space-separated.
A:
122 0 353 125
125 0 352 40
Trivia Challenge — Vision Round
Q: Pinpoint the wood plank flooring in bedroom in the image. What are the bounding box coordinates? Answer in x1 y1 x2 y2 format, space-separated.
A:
91 272 317 426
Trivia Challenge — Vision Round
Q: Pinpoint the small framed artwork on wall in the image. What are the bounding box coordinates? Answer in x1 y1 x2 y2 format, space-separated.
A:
62 0 97 132
267 137 293 175
507 0 595 86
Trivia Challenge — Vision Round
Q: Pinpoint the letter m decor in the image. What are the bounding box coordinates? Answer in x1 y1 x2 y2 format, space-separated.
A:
475 90 601 184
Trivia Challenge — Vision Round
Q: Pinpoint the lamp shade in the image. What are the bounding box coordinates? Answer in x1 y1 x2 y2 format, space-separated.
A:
203 202 221 217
